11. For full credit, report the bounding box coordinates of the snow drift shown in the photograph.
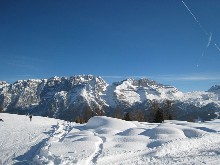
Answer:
[1,113,220,164]
[86,116,137,131]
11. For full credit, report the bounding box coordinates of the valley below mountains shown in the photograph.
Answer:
[0,75,220,122]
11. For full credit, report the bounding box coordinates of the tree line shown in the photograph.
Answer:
[74,100,174,123]
[123,100,173,123]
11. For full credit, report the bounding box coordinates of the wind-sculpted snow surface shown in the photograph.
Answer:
[0,113,59,165]
[86,116,137,131]
[1,114,220,164]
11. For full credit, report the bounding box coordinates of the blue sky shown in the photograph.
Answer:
[1,0,220,92]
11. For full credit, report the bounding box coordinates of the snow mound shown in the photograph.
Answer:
[170,124,209,137]
[181,128,206,138]
[117,128,146,136]
[86,116,137,131]
[95,128,121,135]
[142,124,186,139]
[2,114,220,165]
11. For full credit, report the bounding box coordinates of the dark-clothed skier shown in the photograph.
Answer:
[29,115,32,122]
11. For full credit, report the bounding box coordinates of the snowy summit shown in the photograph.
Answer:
[0,75,220,122]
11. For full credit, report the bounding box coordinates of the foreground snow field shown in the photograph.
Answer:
[0,114,220,165]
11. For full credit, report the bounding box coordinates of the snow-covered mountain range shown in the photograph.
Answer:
[0,75,220,121]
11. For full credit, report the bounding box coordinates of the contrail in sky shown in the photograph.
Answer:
[214,43,220,53]
[203,32,212,57]
[182,1,208,35]
[196,33,212,67]
[182,1,220,67]
[207,32,212,48]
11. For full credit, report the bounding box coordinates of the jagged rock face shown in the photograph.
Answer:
[208,85,220,100]
[0,80,43,112]
[208,85,220,93]
[104,78,183,107]
[0,75,220,121]
[0,75,108,119]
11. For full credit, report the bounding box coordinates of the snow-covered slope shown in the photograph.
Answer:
[1,113,220,164]
[0,75,220,121]
[0,113,60,164]
[102,78,183,107]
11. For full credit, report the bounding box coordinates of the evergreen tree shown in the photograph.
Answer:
[124,112,131,121]
[131,109,145,122]
[149,100,164,123]
[83,105,94,122]
[75,117,80,123]
[114,107,122,119]
[148,100,158,122]
[79,118,85,124]
[154,107,164,123]
[163,100,173,120]
[167,100,173,120]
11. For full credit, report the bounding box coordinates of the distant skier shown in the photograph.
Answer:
[29,115,32,122]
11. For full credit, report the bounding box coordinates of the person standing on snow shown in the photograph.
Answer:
[29,115,32,122]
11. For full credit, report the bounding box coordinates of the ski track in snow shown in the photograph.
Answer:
[32,121,75,164]
[90,135,106,164]
[0,114,59,165]
[1,114,220,165]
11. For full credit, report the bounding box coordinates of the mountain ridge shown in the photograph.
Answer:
[0,75,219,121]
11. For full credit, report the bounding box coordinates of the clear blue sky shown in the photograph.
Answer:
[1,0,220,92]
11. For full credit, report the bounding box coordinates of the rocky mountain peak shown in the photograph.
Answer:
[208,85,220,94]
[0,75,220,121]
[0,81,9,88]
